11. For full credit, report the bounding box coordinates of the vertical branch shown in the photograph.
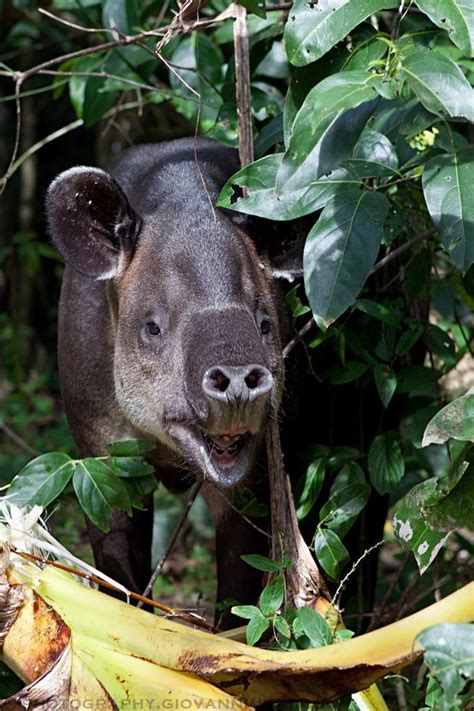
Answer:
[233,3,254,168]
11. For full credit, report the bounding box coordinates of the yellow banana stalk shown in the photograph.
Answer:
[2,550,473,708]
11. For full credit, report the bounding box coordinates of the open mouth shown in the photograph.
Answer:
[166,422,257,487]
[203,431,250,469]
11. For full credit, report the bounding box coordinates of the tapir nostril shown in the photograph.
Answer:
[245,368,266,390]
[203,365,272,402]
[209,368,230,392]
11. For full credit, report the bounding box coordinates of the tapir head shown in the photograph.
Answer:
[46,145,286,487]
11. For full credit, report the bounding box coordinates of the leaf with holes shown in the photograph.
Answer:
[277,72,382,192]
[417,623,474,709]
[285,0,398,66]
[304,189,389,329]
[217,154,361,220]
[423,148,474,273]
[415,1,474,57]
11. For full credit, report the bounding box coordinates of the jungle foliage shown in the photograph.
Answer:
[1,1,473,708]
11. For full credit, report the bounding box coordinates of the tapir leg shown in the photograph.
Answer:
[203,484,269,629]
[58,268,153,594]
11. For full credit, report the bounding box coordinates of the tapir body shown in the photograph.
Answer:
[47,138,290,617]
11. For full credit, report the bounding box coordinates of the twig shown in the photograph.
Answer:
[9,546,216,632]
[233,3,254,168]
[209,482,271,539]
[371,230,434,275]
[282,317,316,358]
[332,540,384,610]
[0,421,38,456]
[138,482,202,606]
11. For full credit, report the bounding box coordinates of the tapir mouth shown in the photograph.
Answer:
[166,422,258,487]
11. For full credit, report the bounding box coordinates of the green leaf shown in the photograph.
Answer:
[102,0,139,34]
[423,148,474,273]
[231,604,261,620]
[106,439,155,456]
[296,457,327,520]
[325,361,369,384]
[106,457,155,478]
[417,624,474,707]
[393,491,449,575]
[293,607,332,648]
[368,434,405,494]
[355,299,400,327]
[8,452,75,508]
[240,0,266,18]
[259,575,285,616]
[304,190,389,329]
[423,463,473,532]
[374,364,397,408]
[72,459,131,532]
[314,528,349,580]
[424,324,457,365]
[396,322,424,356]
[217,154,361,221]
[246,611,270,645]
[415,1,474,57]
[352,128,399,171]
[330,462,365,496]
[422,391,474,446]
[400,48,474,121]
[274,615,291,639]
[284,0,398,66]
[122,475,158,507]
[319,483,370,537]
[277,72,381,191]
[241,554,286,572]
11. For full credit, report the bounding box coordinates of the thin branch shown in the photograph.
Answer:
[0,421,38,456]
[10,546,216,631]
[332,540,384,610]
[233,3,254,168]
[208,481,271,539]
[371,229,435,275]
[138,482,202,606]
[282,317,316,358]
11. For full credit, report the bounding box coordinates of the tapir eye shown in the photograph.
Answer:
[146,321,161,336]
[260,318,271,335]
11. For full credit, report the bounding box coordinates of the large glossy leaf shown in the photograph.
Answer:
[295,457,327,520]
[344,127,401,178]
[422,390,474,445]
[8,452,75,508]
[217,154,361,220]
[400,48,474,121]
[73,459,131,532]
[277,72,382,192]
[417,624,474,710]
[422,148,474,273]
[415,1,474,57]
[368,434,405,494]
[314,528,349,580]
[319,483,370,538]
[285,0,398,66]
[303,189,389,329]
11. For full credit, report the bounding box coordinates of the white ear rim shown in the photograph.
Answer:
[48,165,109,192]
[272,268,304,282]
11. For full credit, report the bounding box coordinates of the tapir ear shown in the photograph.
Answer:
[46,167,139,279]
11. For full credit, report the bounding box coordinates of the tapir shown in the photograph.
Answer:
[46,138,294,620]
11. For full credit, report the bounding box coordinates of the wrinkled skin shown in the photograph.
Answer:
[47,138,288,623]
